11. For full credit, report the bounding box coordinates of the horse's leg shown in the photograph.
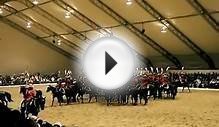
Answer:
[52,97,54,106]
[95,95,98,102]
[126,95,129,104]
[153,90,156,100]
[182,85,185,92]
[144,94,148,105]
[88,95,92,103]
[59,99,62,106]
[77,94,80,103]
[117,95,120,104]
[59,96,63,106]
[139,95,142,104]
[188,85,190,92]
[66,96,69,104]
[107,99,109,106]
[109,96,112,105]
[134,95,138,105]
[81,94,84,103]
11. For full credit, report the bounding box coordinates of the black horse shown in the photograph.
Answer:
[0,91,13,106]
[19,86,45,118]
[139,87,148,105]
[46,85,64,106]
[163,84,177,99]
[74,81,98,103]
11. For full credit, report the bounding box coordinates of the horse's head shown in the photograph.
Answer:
[36,90,42,98]
[19,86,26,95]
[5,92,13,102]
[46,85,53,92]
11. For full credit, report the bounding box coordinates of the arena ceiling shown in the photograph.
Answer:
[0,0,219,69]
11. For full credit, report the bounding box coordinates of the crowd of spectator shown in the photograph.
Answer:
[0,72,59,86]
[0,70,74,86]
[171,72,219,89]
[1,69,219,89]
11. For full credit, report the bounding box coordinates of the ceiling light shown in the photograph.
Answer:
[161,26,167,33]
[26,21,32,28]
[57,39,61,43]
[126,0,132,5]
[57,42,61,46]
[0,6,3,14]
[26,25,31,28]
[99,34,104,38]
[70,10,74,13]
[33,0,39,5]
[65,11,71,19]
[0,9,3,14]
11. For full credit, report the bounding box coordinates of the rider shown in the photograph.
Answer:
[24,79,36,100]
[56,80,65,95]
[21,81,36,110]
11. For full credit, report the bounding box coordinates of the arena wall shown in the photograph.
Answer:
[0,22,80,74]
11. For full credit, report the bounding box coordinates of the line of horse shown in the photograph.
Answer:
[45,77,178,106]
[0,75,178,118]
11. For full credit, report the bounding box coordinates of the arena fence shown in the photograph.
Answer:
[0,84,219,92]
[178,87,219,91]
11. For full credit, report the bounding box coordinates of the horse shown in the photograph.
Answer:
[46,85,64,106]
[139,87,148,105]
[19,86,46,118]
[162,83,177,99]
[75,81,98,103]
[0,91,13,106]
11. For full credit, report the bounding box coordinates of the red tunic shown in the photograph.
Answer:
[24,89,36,101]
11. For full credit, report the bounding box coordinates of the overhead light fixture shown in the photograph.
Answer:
[57,39,61,43]
[99,34,104,38]
[57,41,61,46]
[141,22,145,34]
[126,0,132,5]
[33,0,39,5]
[65,11,71,19]
[26,21,32,28]
[0,6,3,14]
[0,9,3,14]
[161,25,167,33]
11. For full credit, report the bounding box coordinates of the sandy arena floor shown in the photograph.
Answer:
[1,85,219,127]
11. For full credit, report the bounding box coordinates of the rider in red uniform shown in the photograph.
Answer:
[24,79,36,101]
[24,85,36,101]
[21,82,37,110]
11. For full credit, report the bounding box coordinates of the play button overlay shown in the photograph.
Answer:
[83,37,135,90]
[105,52,117,75]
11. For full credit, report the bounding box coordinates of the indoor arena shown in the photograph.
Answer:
[0,0,219,127]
